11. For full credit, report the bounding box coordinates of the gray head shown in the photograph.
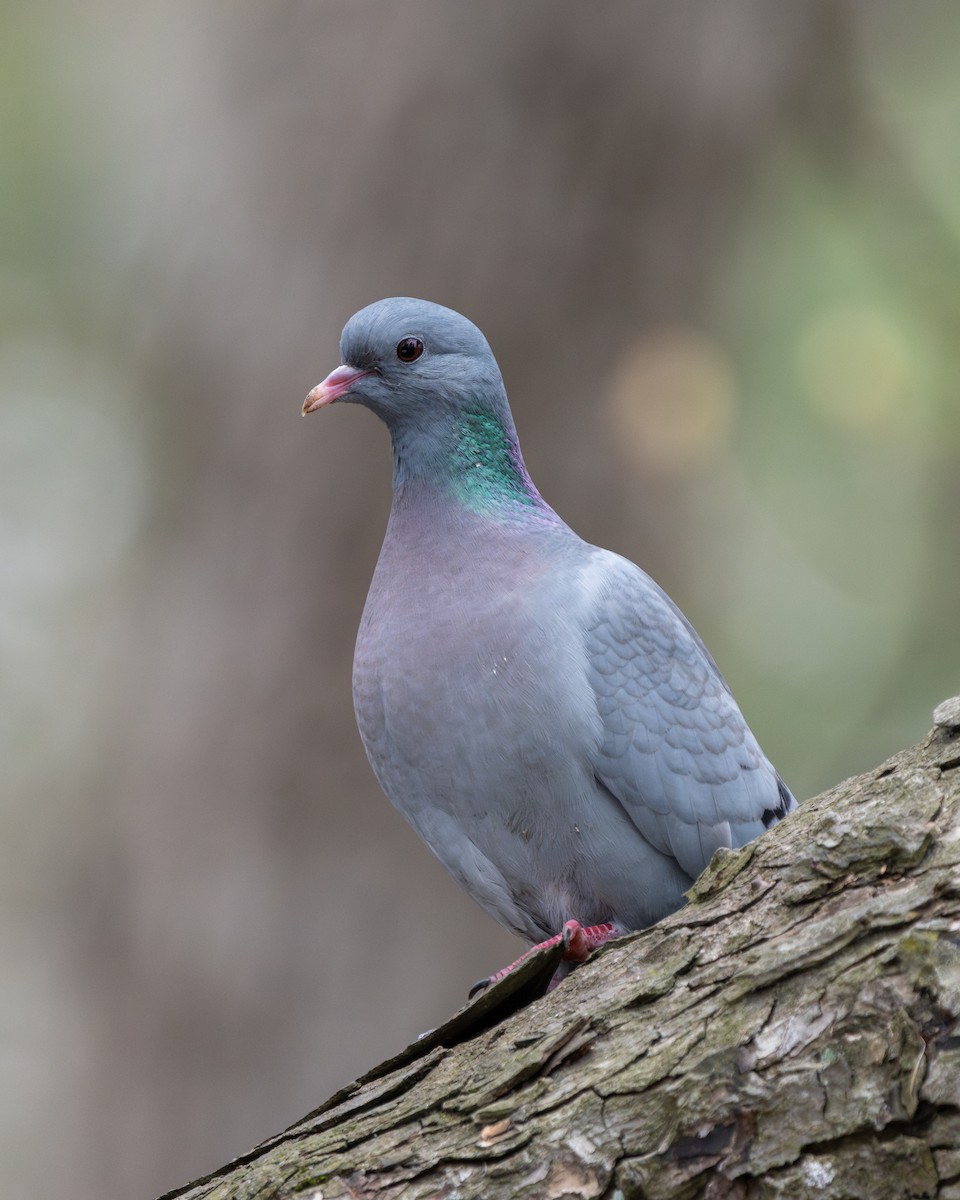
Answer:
[302,298,509,432]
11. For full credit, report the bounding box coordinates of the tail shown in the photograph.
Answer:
[762,775,796,828]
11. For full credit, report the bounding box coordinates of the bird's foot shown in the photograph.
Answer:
[469,919,619,999]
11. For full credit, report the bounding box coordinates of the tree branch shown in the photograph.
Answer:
[162,702,960,1200]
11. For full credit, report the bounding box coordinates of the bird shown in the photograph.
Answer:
[302,297,794,989]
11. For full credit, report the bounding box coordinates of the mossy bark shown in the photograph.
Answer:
[161,713,960,1200]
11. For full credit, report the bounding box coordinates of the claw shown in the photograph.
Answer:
[468,976,491,999]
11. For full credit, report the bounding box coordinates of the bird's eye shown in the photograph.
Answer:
[396,337,424,363]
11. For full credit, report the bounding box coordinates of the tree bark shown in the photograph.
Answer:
[162,704,960,1200]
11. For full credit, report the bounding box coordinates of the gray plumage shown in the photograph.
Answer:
[305,298,794,945]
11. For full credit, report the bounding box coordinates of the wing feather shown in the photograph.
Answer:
[582,551,793,879]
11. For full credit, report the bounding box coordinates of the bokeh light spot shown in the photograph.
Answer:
[608,328,735,475]
[796,305,921,438]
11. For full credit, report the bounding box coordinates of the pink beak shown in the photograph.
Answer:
[302,365,371,415]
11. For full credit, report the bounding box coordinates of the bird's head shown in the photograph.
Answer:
[302,297,508,431]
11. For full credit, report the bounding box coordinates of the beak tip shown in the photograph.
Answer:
[301,364,369,417]
[302,384,327,416]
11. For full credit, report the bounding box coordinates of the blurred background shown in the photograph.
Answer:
[3,1,960,1196]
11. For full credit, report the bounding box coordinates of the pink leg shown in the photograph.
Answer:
[470,920,619,997]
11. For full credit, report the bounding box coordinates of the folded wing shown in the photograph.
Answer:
[583,552,794,881]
